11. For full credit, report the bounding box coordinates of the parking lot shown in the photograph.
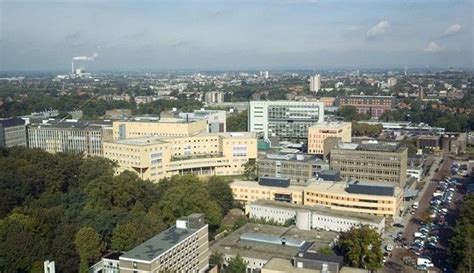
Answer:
[384,156,470,273]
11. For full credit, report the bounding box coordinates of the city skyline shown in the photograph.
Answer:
[0,0,473,71]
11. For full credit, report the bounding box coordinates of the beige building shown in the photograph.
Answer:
[330,141,408,187]
[304,182,403,217]
[112,119,208,140]
[230,180,403,217]
[231,180,306,206]
[90,213,209,273]
[103,132,257,182]
[308,122,352,154]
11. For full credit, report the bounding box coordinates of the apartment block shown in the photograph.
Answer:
[329,141,408,187]
[204,91,224,104]
[307,122,352,154]
[27,120,110,156]
[258,153,329,185]
[103,132,257,182]
[337,95,395,118]
[249,100,324,141]
[112,119,208,140]
[92,214,209,273]
[0,118,27,148]
[230,180,403,217]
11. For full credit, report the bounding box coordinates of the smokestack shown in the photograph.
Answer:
[71,60,74,74]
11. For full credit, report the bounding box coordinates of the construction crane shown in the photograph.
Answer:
[59,94,98,122]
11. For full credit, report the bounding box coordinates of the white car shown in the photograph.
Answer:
[386,244,394,251]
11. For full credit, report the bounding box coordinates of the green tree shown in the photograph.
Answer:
[225,253,247,273]
[337,106,370,121]
[111,222,145,251]
[209,252,224,268]
[242,159,257,181]
[318,246,334,256]
[75,227,104,272]
[207,176,235,215]
[158,175,223,228]
[449,195,474,271]
[227,110,248,132]
[337,225,383,269]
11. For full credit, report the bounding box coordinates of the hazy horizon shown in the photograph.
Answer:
[1,0,473,72]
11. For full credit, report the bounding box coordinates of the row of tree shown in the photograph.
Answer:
[0,147,234,272]
[449,195,474,271]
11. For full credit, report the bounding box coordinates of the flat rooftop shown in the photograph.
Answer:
[232,180,307,192]
[305,181,399,197]
[263,257,317,273]
[251,200,384,223]
[210,223,337,261]
[336,141,403,152]
[309,122,350,128]
[109,136,168,146]
[120,225,197,262]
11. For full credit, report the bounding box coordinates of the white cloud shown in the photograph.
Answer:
[367,20,390,38]
[425,41,443,53]
[442,24,462,37]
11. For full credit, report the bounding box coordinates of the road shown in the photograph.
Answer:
[385,155,452,273]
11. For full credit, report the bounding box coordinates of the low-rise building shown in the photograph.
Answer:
[231,180,306,206]
[231,180,403,217]
[210,223,338,273]
[304,181,403,217]
[307,122,352,155]
[103,132,257,182]
[329,140,408,187]
[0,118,27,148]
[249,200,385,233]
[337,95,395,118]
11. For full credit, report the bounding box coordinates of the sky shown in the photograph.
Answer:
[0,0,473,71]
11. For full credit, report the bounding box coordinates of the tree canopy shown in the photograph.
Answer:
[336,225,383,269]
[0,147,234,272]
[449,195,474,271]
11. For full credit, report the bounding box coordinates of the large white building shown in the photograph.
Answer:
[249,200,385,234]
[248,101,324,140]
[309,74,321,92]
[387,77,397,88]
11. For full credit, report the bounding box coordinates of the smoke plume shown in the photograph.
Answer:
[72,52,99,61]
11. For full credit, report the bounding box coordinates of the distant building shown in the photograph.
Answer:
[204,91,224,104]
[318,97,336,107]
[91,214,209,273]
[337,95,395,118]
[249,200,385,233]
[103,132,257,182]
[441,133,466,155]
[105,109,133,120]
[0,118,27,148]
[258,153,330,185]
[307,122,352,155]
[387,77,397,88]
[176,109,227,133]
[329,141,408,187]
[27,120,110,156]
[248,101,324,141]
[309,75,321,92]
